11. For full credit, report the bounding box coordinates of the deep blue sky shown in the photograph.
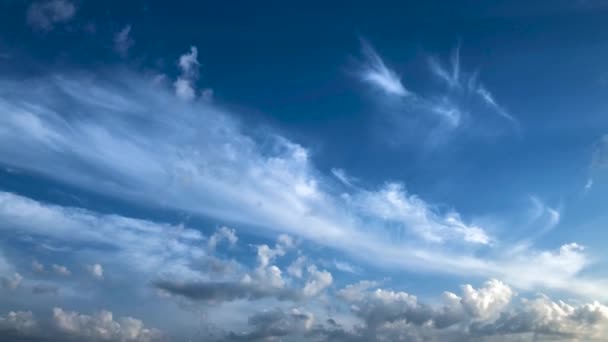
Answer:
[2,1,608,341]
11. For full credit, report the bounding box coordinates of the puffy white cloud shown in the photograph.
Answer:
[287,256,306,278]
[52,307,162,341]
[1,272,23,290]
[26,0,76,31]
[31,260,44,273]
[302,265,333,297]
[174,46,200,101]
[208,226,238,250]
[86,263,104,280]
[457,279,513,320]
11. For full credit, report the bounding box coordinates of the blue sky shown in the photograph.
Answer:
[2,1,608,341]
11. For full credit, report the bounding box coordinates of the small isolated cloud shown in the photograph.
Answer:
[585,178,593,191]
[208,226,238,250]
[174,46,200,101]
[52,264,71,276]
[333,260,359,274]
[356,39,410,97]
[114,25,134,58]
[86,263,104,280]
[331,168,354,187]
[31,260,44,273]
[1,272,23,290]
[527,196,561,238]
[26,0,76,31]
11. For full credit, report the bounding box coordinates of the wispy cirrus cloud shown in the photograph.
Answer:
[356,39,411,97]
[355,39,518,136]
[0,48,603,301]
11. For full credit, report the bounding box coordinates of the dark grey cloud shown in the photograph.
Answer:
[155,280,302,303]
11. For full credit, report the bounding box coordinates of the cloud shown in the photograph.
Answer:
[208,226,238,250]
[356,39,410,97]
[52,307,162,342]
[302,265,333,297]
[331,168,354,187]
[26,0,76,31]
[51,264,71,276]
[0,311,36,334]
[351,182,490,244]
[86,264,104,280]
[155,279,302,303]
[527,196,561,238]
[114,25,134,58]
[174,46,200,101]
[0,72,604,299]
[31,260,45,273]
[32,284,60,295]
[226,308,314,341]
[356,40,517,137]
[591,134,608,171]
[1,272,23,290]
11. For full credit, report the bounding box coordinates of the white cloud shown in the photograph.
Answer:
[287,256,306,278]
[528,196,561,237]
[0,72,604,300]
[52,307,162,341]
[1,272,23,290]
[31,260,44,273]
[174,46,200,101]
[86,263,104,280]
[457,279,513,320]
[331,168,354,187]
[352,182,490,244]
[52,264,71,276]
[114,25,134,58]
[357,40,517,134]
[302,265,333,297]
[0,311,36,333]
[357,39,410,97]
[26,0,76,31]
[208,226,238,250]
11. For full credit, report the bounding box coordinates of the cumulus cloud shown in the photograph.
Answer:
[52,307,162,341]
[31,260,44,273]
[114,25,134,58]
[208,226,238,250]
[0,310,36,334]
[226,308,314,341]
[1,272,23,290]
[174,46,200,101]
[26,0,76,31]
[302,265,333,297]
[86,263,104,280]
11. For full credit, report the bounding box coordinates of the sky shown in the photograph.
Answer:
[2,0,608,341]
